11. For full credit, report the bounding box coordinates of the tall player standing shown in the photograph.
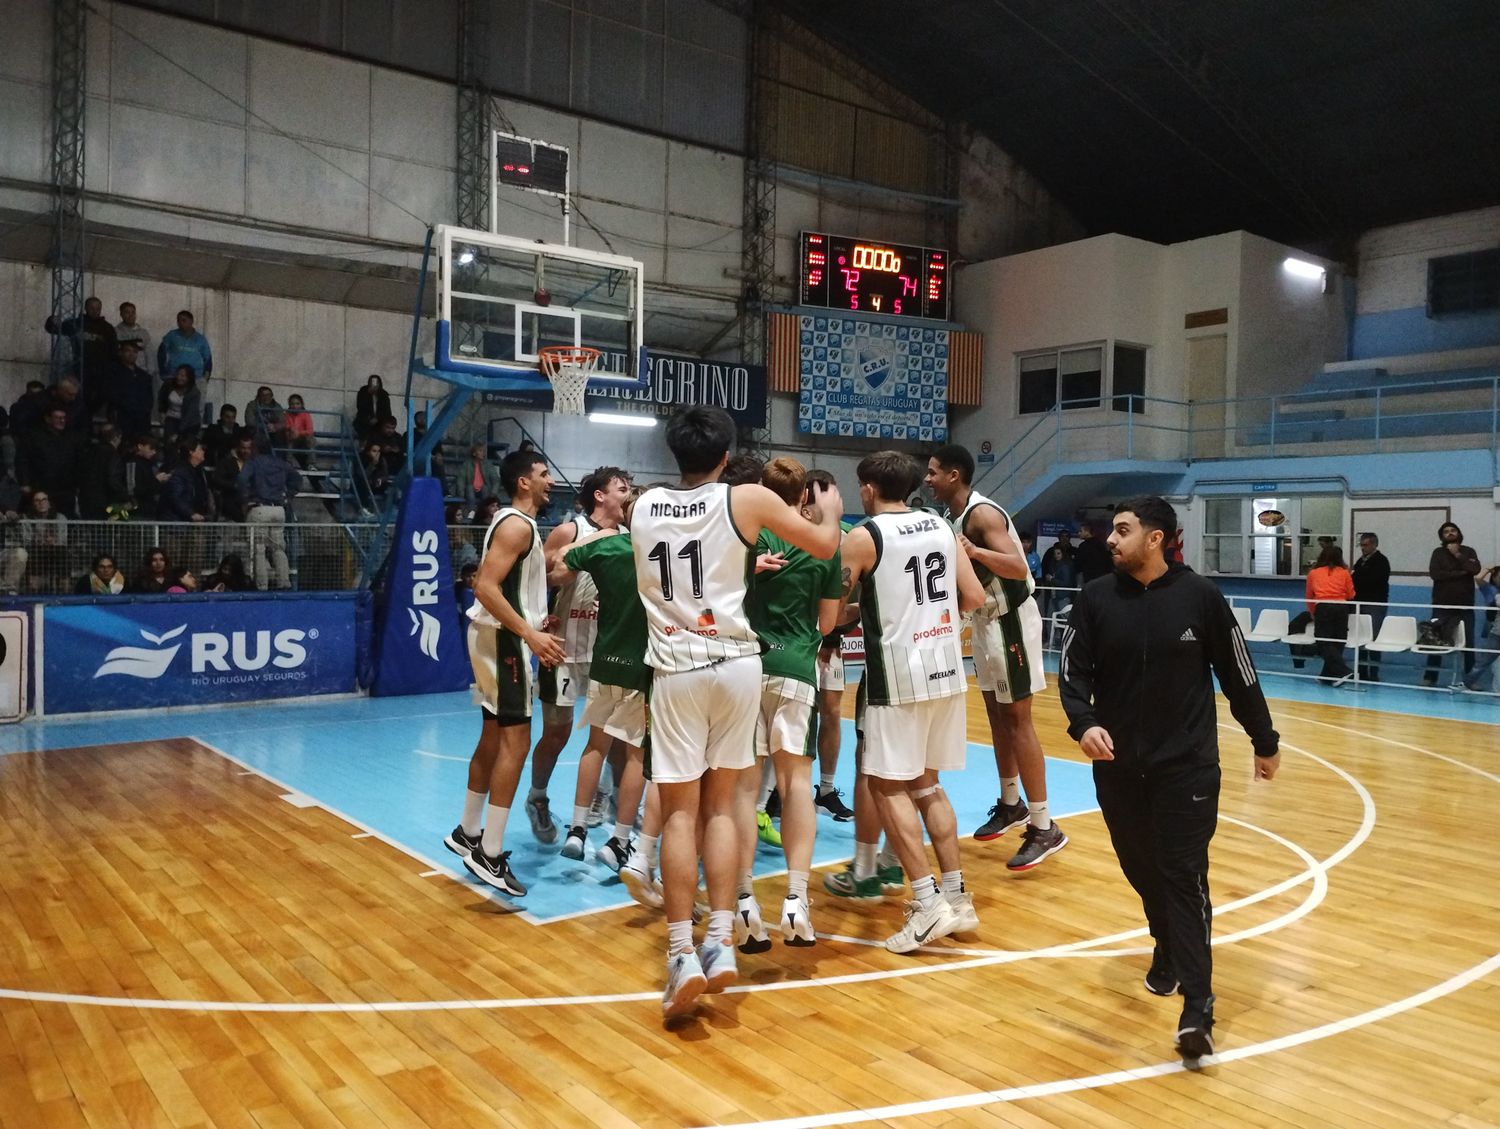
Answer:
[521,467,631,843]
[925,445,1068,871]
[446,450,567,896]
[841,452,986,952]
[633,407,842,1018]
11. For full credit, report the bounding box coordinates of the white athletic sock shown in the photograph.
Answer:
[818,774,836,794]
[876,842,899,871]
[757,767,776,812]
[787,871,809,901]
[738,871,756,899]
[460,789,486,837]
[705,909,734,946]
[1029,799,1052,831]
[611,821,632,843]
[911,874,940,911]
[571,804,589,830]
[854,840,879,881]
[479,805,509,857]
[638,834,659,870]
[1001,776,1022,806]
[667,919,694,957]
[940,870,964,895]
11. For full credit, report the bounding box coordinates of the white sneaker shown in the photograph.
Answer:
[620,857,663,909]
[946,890,980,935]
[734,895,772,954]
[885,896,959,954]
[698,939,738,992]
[560,825,587,861]
[662,950,706,1018]
[780,894,816,947]
[596,835,631,873]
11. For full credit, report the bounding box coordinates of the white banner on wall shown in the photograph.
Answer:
[0,612,28,723]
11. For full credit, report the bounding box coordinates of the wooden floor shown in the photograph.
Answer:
[2,684,1499,1128]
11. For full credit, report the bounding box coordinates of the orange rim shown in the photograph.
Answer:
[538,345,601,376]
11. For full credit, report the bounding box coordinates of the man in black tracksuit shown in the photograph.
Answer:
[1058,495,1280,1061]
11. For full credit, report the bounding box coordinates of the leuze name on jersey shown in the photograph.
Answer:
[649,500,707,519]
[894,515,941,536]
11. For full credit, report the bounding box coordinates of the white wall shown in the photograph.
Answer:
[1355,205,1500,315]
[1235,233,1345,399]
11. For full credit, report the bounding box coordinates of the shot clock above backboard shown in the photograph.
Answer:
[798,231,950,321]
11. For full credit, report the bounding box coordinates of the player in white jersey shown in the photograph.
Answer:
[926,445,1068,872]
[445,450,566,898]
[840,451,986,954]
[517,467,631,848]
[633,406,843,1019]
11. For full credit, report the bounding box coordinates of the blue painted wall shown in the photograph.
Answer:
[1351,306,1500,359]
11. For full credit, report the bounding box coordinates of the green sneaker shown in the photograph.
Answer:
[822,865,882,902]
[877,863,906,895]
[756,810,782,849]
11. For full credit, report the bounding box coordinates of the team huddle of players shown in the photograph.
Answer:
[443,406,1067,1019]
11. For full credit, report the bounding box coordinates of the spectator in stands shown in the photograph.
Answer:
[124,434,168,518]
[1352,531,1391,682]
[0,476,26,595]
[212,434,254,521]
[114,301,150,360]
[77,425,129,520]
[411,410,445,480]
[1021,531,1042,583]
[157,310,212,382]
[106,340,156,438]
[375,415,405,476]
[1305,544,1356,683]
[455,561,478,618]
[1047,528,1074,565]
[10,382,48,438]
[157,365,203,442]
[74,553,124,596]
[1427,521,1481,685]
[246,386,286,445]
[204,553,253,592]
[238,434,302,591]
[355,374,391,439]
[1042,541,1078,620]
[1462,567,1500,692]
[203,405,241,467]
[1073,519,1112,583]
[18,491,69,593]
[47,376,90,433]
[129,547,170,594]
[284,394,316,468]
[160,439,215,523]
[165,566,198,594]
[355,440,388,513]
[463,442,501,515]
[475,495,501,527]
[44,296,117,412]
[18,406,85,516]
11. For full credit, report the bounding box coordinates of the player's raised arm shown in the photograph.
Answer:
[732,479,843,559]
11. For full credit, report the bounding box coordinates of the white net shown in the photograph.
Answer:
[539,348,600,416]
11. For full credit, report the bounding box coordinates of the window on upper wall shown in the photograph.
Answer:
[1111,342,1147,413]
[1428,248,1500,316]
[1018,345,1103,414]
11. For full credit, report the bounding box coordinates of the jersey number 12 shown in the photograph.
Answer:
[904,552,948,604]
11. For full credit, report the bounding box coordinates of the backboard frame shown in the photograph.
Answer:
[433,223,649,394]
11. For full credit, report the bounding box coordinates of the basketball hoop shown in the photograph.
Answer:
[537,345,600,416]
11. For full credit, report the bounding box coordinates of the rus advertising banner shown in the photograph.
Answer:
[41,595,355,715]
[796,314,949,441]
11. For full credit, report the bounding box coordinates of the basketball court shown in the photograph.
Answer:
[2,669,1497,1128]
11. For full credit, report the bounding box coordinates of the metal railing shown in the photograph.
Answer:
[972,373,1500,502]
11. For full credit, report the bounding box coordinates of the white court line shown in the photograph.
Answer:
[414,749,469,763]
[701,952,1500,1129]
[418,869,443,878]
[1274,708,1500,784]
[351,832,373,839]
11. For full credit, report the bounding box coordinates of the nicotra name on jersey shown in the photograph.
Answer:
[649,500,707,518]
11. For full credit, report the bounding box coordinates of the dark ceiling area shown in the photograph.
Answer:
[773,0,1500,256]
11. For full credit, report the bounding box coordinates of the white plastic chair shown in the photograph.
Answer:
[1049,603,1071,650]
[1346,613,1374,649]
[1244,608,1290,642]
[1366,615,1418,653]
[1412,621,1466,685]
[1282,616,1317,645]
[1232,605,1252,635]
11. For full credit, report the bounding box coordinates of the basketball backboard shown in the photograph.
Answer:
[433,224,648,393]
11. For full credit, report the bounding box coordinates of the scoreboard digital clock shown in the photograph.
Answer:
[798,231,950,321]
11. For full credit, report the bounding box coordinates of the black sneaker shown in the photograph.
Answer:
[1175,996,1216,1060]
[560,825,587,861]
[973,798,1029,841]
[814,786,855,822]
[463,846,528,896]
[1006,822,1068,871]
[1144,948,1179,996]
[596,835,630,873]
[443,824,482,859]
[765,787,781,819]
